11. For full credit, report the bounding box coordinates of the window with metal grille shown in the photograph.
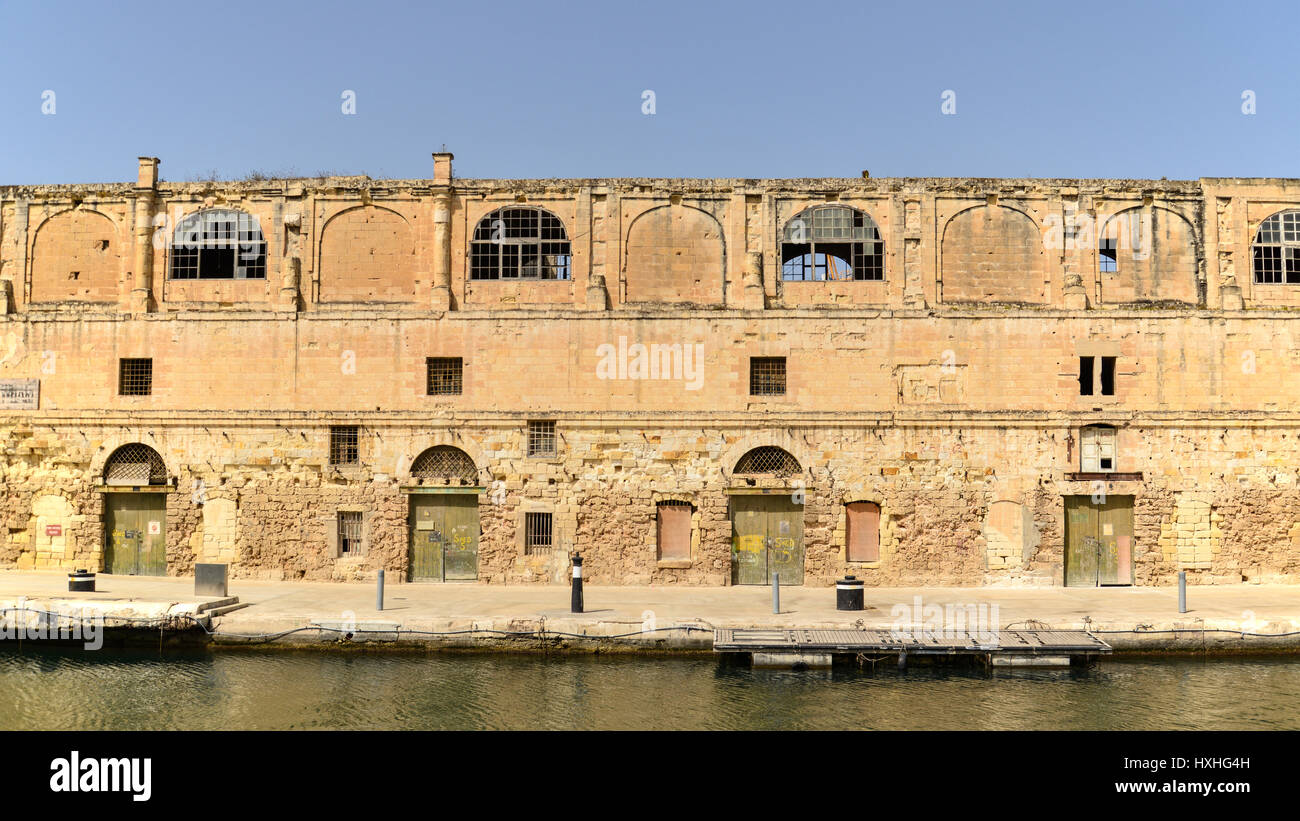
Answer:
[410,446,477,483]
[426,357,463,395]
[1081,426,1117,473]
[1253,210,1300,285]
[119,358,153,396]
[750,357,786,396]
[656,500,692,561]
[846,501,881,562]
[1099,237,1118,272]
[337,511,363,556]
[470,207,571,280]
[527,420,557,458]
[780,206,884,281]
[169,209,267,279]
[330,426,359,466]
[104,443,168,486]
[733,446,801,477]
[524,512,553,554]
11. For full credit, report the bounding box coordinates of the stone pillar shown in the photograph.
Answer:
[1063,272,1090,309]
[129,157,159,312]
[0,279,13,314]
[743,250,765,309]
[278,211,301,310]
[432,190,453,311]
[585,272,609,309]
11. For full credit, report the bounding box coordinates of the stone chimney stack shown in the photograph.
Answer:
[433,152,453,184]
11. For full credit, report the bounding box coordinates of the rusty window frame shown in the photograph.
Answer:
[524,512,553,554]
[330,426,360,466]
[780,205,884,282]
[527,420,557,458]
[749,357,786,396]
[470,207,571,280]
[426,357,463,395]
[168,209,267,280]
[337,511,363,556]
[119,358,153,396]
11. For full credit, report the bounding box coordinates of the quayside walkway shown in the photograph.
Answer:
[1,570,1299,652]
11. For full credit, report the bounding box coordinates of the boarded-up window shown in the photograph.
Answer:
[1081,426,1117,473]
[845,501,880,562]
[657,501,692,561]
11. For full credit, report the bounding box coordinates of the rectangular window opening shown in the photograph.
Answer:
[1100,356,1116,396]
[426,357,463,395]
[1078,356,1094,396]
[527,420,557,458]
[337,511,363,556]
[1099,237,1118,272]
[845,501,881,563]
[119,358,153,396]
[656,500,693,561]
[750,357,787,396]
[330,426,360,466]
[524,512,553,555]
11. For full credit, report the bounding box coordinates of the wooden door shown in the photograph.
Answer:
[731,495,804,585]
[409,494,479,581]
[105,494,167,576]
[1065,495,1133,586]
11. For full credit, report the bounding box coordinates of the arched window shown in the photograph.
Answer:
[470,207,571,280]
[734,446,801,477]
[409,446,479,484]
[1252,210,1300,284]
[104,444,168,486]
[781,205,883,282]
[169,209,267,279]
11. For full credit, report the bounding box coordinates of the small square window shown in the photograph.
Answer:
[525,512,553,555]
[750,357,786,396]
[426,357,463,395]
[527,420,557,457]
[1081,426,1117,473]
[119,358,153,396]
[330,426,359,466]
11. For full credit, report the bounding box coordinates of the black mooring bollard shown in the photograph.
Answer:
[571,554,584,614]
[836,575,865,611]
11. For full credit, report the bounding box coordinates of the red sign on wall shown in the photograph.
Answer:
[45,525,62,537]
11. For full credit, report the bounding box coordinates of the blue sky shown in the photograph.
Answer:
[1,0,1296,184]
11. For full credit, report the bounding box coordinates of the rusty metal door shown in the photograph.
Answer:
[105,493,167,576]
[409,494,478,582]
[1065,496,1133,587]
[731,495,804,585]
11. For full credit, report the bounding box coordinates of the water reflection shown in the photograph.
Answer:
[0,648,1295,731]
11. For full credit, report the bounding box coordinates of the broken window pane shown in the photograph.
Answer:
[470,208,571,280]
[780,206,884,281]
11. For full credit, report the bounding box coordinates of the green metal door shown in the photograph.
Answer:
[104,494,167,576]
[731,495,804,585]
[1065,496,1133,587]
[409,494,479,581]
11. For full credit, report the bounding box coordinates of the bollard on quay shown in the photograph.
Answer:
[1178,570,1186,614]
[377,569,385,612]
[772,572,780,614]
[571,553,584,614]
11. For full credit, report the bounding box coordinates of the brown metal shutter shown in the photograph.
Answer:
[846,502,880,562]
[657,501,692,561]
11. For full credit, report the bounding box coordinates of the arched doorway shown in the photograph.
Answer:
[730,447,804,585]
[102,444,169,576]
[407,446,481,581]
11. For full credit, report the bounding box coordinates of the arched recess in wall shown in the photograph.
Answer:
[940,205,1046,304]
[1098,206,1199,305]
[29,209,123,303]
[720,431,811,482]
[623,204,726,305]
[102,443,170,486]
[397,435,489,483]
[407,445,483,486]
[318,205,417,302]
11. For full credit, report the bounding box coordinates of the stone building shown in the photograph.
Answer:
[0,153,1298,587]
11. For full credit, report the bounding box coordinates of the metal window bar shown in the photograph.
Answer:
[1252,211,1300,284]
[330,426,359,465]
[733,446,801,477]
[527,420,557,457]
[426,357,463,395]
[119,358,153,396]
[470,208,571,280]
[781,206,883,281]
[750,357,786,396]
[410,446,477,483]
[104,444,168,485]
[524,512,553,555]
[338,511,363,556]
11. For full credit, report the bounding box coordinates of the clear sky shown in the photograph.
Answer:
[1,0,1296,184]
